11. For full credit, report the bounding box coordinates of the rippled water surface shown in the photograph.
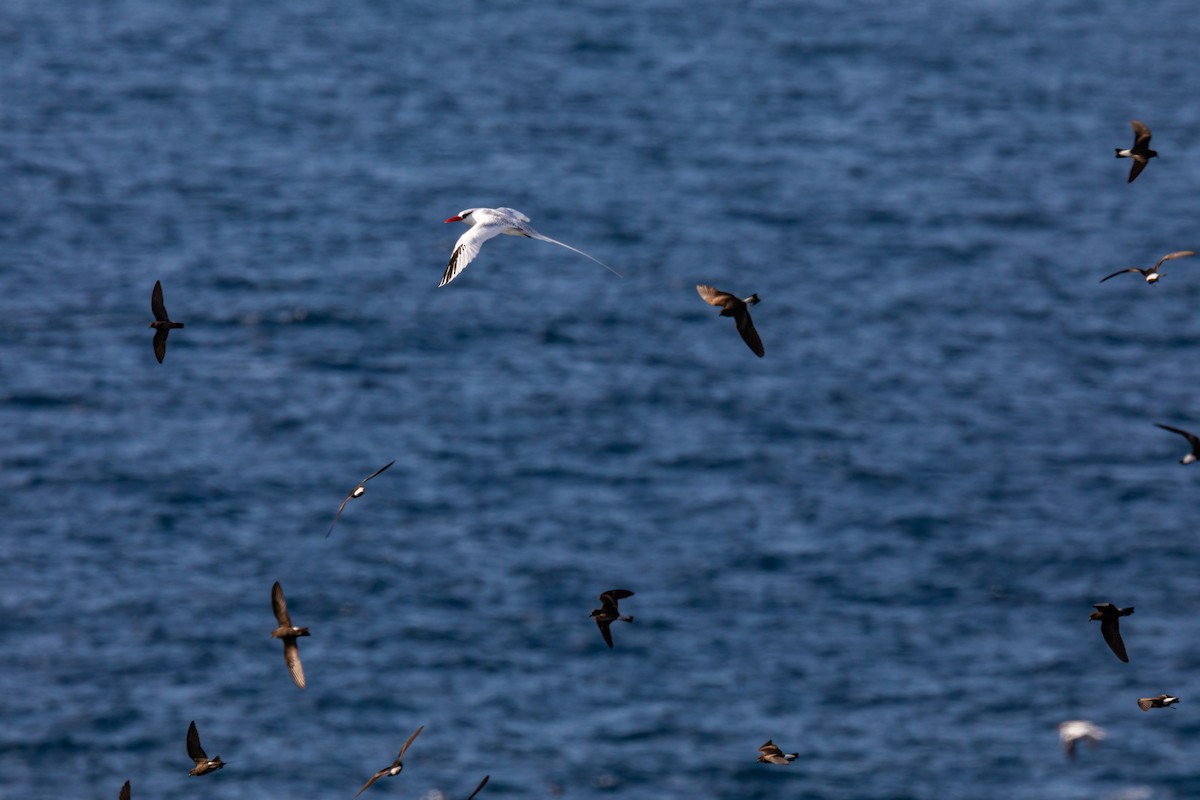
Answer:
[4,1,1200,798]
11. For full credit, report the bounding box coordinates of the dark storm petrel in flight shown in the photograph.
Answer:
[186,720,225,776]
[1099,250,1196,284]
[149,281,184,363]
[591,589,635,649]
[1116,120,1157,183]
[757,740,798,764]
[355,725,425,798]
[696,284,764,357]
[270,581,310,689]
[1137,694,1179,711]
[327,460,396,537]
[1089,603,1134,663]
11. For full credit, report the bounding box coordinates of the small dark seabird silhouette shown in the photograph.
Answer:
[1099,250,1196,284]
[1154,423,1200,465]
[1089,603,1134,663]
[1137,694,1180,711]
[270,581,310,689]
[355,725,425,798]
[1116,120,1158,183]
[591,589,634,649]
[186,720,225,776]
[119,781,130,800]
[149,281,184,363]
[327,460,396,537]
[696,284,764,357]
[463,775,490,800]
[1058,720,1105,760]
[757,740,798,764]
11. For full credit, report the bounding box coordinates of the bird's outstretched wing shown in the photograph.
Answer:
[1131,120,1152,149]
[734,309,765,358]
[152,281,169,321]
[355,767,390,798]
[119,780,131,800]
[696,284,735,307]
[187,720,208,762]
[1062,736,1078,759]
[363,460,396,483]
[759,740,783,757]
[1099,618,1129,662]
[599,589,634,608]
[465,775,490,800]
[272,581,292,627]
[327,494,352,537]
[153,328,170,363]
[283,638,306,689]
[397,725,425,761]
[1155,423,1200,448]
[1099,268,1142,283]
[1154,251,1197,270]
[596,618,614,648]
[440,222,508,287]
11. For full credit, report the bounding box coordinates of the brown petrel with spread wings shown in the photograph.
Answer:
[355,725,425,798]
[696,284,764,357]
[1089,603,1134,663]
[1100,250,1196,284]
[327,460,396,537]
[757,740,798,764]
[270,581,310,689]
[591,589,634,649]
[186,720,225,776]
[149,281,185,363]
[1115,120,1157,183]
[1138,694,1179,711]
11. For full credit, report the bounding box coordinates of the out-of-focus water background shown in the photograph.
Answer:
[3,1,1200,798]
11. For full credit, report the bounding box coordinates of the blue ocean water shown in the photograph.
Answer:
[3,1,1200,797]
